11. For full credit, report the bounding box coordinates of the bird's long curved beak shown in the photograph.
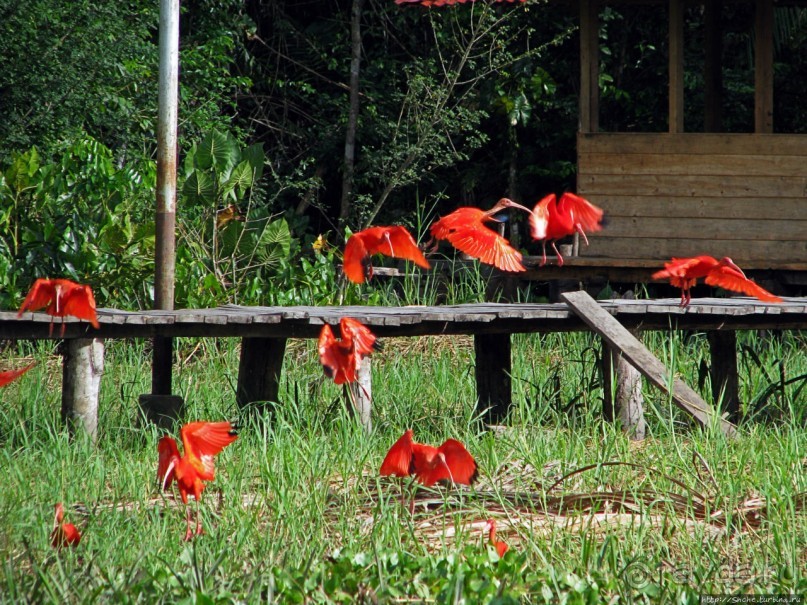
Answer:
[161,460,176,490]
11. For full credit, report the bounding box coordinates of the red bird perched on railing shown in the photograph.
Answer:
[528,192,604,267]
[17,278,99,336]
[343,225,430,284]
[652,255,783,308]
[0,362,35,388]
[380,428,478,486]
[484,518,509,558]
[429,198,532,273]
[50,503,81,549]
[318,317,381,385]
[157,421,238,541]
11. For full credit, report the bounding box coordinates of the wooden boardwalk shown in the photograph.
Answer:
[3,295,806,439]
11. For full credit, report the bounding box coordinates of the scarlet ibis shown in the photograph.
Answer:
[157,421,238,541]
[17,278,99,336]
[484,519,508,557]
[652,255,783,308]
[318,317,381,385]
[343,225,430,284]
[50,503,81,549]
[429,198,532,272]
[0,362,35,388]
[380,429,478,486]
[528,192,604,266]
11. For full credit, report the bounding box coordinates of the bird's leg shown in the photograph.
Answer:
[48,320,55,338]
[60,319,67,338]
[194,499,204,536]
[575,224,591,246]
[540,242,548,267]
[551,241,565,267]
[183,507,194,542]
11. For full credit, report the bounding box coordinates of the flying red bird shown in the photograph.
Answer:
[429,198,532,272]
[17,278,100,336]
[0,362,36,388]
[343,225,430,284]
[50,503,81,549]
[652,255,783,308]
[484,519,508,558]
[157,421,238,541]
[380,429,478,486]
[528,192,604,266]
[318,317,381,385]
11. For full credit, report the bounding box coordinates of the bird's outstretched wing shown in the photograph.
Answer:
[380,429,415,477]
[706,265,783,303]
[17,279,56,315]
[446,227,525,272]
[61,284,100,328]
[180,421,238,480]
[0,362,36,388]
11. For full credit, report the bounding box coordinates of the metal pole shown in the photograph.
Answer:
[153,0,179,395]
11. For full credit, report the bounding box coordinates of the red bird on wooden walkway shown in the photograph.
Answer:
[528,192,604,267]
[0,362,36,388]
[17,278,99,336]
[380,429,478,487]
[343,225,430,284]
[652,255,783,308]
[429,198,532,273]
[157,421,238,541]
[318,317,381,385]
[484,518,508,558]
[50,503,81,549]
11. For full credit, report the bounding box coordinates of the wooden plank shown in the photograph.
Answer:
[578,174,807,197]
[579,236,807,262]
[708,331,740,423]
[577,132,807,156]
[237,337,287,413]
[579,0,599,133]
[561,290,737,436]
[669,0,685,133]
[579,153,807,176]
[586,196,806,220]
[586,216,807,242]
[755,0,774,133]
[474,333,512,424]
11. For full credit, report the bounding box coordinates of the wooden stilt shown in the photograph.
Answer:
[61,338,104,442]
[237,337,287,413]
[474,333,512,425]
[708,331,740,423]
[352,355,372,433]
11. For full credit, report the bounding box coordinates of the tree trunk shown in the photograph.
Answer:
[339,0,365,223]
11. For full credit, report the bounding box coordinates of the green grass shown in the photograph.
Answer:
[0,325,805,603]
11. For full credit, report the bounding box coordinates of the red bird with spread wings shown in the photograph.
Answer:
[429,198,532,272]
[528,192,604,266]
[318,317,381,385]
[50,502,81,549]
[157,421,238,541]
[343,225,430,284]
[0,362,35,388]
[17,278,99,336]
[652,255,783,308]
[484,519,509,558]
[380,429,478,486]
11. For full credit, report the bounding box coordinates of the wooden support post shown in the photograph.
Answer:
[237,337,287,412]
[562,291,737,437]
[707,331,740,423]
[669,0,685,133]
[61,338,104,442]
[704,0,723,132]
[579,0,599,133]
[474,333,512,425]
[754,0,774,133]
[351,356,372,433]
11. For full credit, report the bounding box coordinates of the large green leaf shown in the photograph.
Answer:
[223,160,254,202]
[248,218,291,269]
[194,130,239,172]
[182,171,216,205]
[241,143,265,183]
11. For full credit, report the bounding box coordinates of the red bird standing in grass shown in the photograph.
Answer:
[484,519,509,558]
[0,362,36,388]
[652,255,783,308]
[50,503,81,549]
[528,192,604,266]
[157,421,238,541]
[318,317,381,385]
[429,198,532,273]
[342,225,430,284]
[380,429,478,486]
[17,278,100,336]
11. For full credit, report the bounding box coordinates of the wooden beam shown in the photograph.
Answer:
[704,0,723,132]
[61,338,104,442]
[707,331,740,423]
[755,0,774,133]
[579,0,599,133]
[474,333,512,424]
[351,356,372,432]
[561,291,737,436]
[237,337,287,412]
[669,0,685,133]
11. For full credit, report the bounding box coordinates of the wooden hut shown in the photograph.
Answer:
[564,0,807,286]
